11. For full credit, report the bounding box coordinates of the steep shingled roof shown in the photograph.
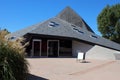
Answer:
[56,6,94,33]
[7,7,120,51]
[29,18,120,51]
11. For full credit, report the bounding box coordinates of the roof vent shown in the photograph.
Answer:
[48,21,59,27]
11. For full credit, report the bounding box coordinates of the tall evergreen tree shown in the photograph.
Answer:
[97,4,120,44]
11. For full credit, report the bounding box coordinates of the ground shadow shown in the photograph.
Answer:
[28,74,49,80]
[76,60,91,63]
[80,60,91,63]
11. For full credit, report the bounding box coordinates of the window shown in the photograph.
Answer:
[73,27,84,34]
[71,24,76,28]
[8,36,16,40]
[77,30,84,34]
[90,35,98,39]
[48,21,59,27]
[73,27,78,31]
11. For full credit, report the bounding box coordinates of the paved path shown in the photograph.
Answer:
[27,58,120,80]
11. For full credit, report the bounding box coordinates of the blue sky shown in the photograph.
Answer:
[0,0,120,35]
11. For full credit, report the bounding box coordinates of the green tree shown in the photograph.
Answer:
[0,29,29,80]
[97,4,120,44]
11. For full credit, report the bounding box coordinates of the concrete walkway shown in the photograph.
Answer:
[27,58,120,80]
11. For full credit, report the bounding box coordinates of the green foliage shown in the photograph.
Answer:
[0,29,29,80]
[115,19,120,43]
[97,4,120,44]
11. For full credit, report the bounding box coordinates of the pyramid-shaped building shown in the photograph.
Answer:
[7,7,120,60]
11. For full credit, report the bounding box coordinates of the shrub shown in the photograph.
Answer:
[0,29,29,80]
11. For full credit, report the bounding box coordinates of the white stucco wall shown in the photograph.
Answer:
[72,41,120,60]
[86,45,120,60]
[72,40,93,57]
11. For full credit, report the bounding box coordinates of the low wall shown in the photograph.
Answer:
[86,45,120,60]
[72,40,93,57]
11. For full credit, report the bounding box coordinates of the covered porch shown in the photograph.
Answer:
[25,34,73,57]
